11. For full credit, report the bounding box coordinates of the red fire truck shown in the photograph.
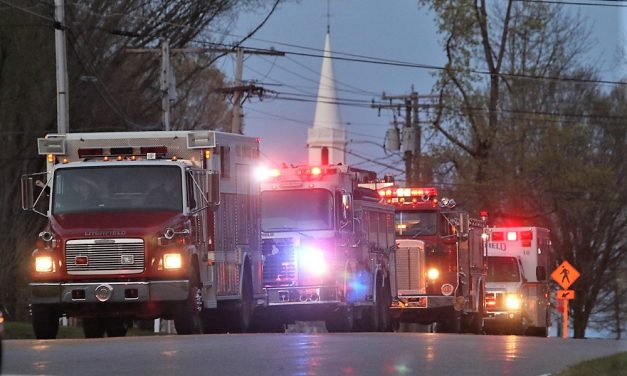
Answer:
[22,131,262,338]
[381,187,486,333]
[257,165,396,331]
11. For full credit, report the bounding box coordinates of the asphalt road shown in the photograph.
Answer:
[2,333,626,376]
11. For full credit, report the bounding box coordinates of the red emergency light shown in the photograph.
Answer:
[491,232,504,241]
[140,146,168,157]
[78,148,104,158]
[297,166,337,179]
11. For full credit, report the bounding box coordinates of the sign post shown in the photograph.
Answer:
[551,260,580,338]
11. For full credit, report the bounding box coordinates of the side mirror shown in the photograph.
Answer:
[536,266,547,281]
[21,175,34,210]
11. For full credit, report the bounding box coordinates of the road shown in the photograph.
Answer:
[3,333,626,376]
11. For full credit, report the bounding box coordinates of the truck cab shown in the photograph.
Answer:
[22,131,261,338]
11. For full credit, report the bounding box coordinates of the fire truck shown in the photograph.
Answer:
[483,227,551,336]
[21,131,262,339]
[381,187,486,333]
[257,165,396,332]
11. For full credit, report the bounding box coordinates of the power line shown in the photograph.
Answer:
[7,0,623,88]
[514,0,627,7]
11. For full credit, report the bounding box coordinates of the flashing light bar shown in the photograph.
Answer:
[77,146,169,160]
[491,230,534,243]
[378,187,438,199]
[298,166,337,178]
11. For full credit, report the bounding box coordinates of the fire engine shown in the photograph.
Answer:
[257,165,396,331]
[381,187,486,333]
[483,227,551,336]
[22,131,262,338]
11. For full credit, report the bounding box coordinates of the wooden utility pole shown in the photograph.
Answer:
[220,47,284,134]
[372,89,436,185]
[127,45,283,133]
[54,0,69,134]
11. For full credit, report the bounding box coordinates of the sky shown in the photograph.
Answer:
[219,0,626,180]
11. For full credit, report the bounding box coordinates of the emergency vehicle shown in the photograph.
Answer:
[22,131,262,338]
[257,165,396,331]
[483,227,551,336]
[381,187,486,333]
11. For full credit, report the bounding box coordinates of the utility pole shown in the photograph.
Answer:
[160,40,172,131]
[127,45,283,133]
[218,47,284,134]
[54,0,69,134]
[231,48,244,134]
[371,88,436,185]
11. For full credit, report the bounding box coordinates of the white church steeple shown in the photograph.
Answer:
[307,27,347,166]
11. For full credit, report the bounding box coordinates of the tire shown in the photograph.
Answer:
[376,277,392,332]
[325,306,354,333]
[105,318,129,337]
[467,286,484,334]
[83,318,106,338]
[436,310,461,333]
[229,270,253,333]
[174,269,203,335]
[31,304,60,340]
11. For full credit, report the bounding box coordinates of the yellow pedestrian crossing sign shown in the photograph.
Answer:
[551,260,580,290]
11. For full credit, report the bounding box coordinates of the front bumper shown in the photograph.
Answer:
[484,311,523,323]
[30,280,189,305]
[390,295,456,324]
[263,285,342,306]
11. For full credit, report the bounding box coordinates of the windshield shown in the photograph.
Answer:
[395,211,437,236]
[261,189,333,231]
[487,257,521,283]
[52,165,183,214]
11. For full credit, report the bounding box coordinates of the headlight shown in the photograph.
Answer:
[35,256,54,272]
[163,253,182,269]
[300,246,327,275]
[427,268,440,280]
[505,294,522,310]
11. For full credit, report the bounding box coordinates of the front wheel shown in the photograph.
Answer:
[83,318,106,338]
[174,271,203,335]
[105,318,129,337]
[228,270,253,333]
[31,305,60,340]
[436,310,461,333]
[376,277,392,332]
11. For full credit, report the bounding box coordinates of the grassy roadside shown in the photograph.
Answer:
[3,321,158,339]
[556,352,626,376]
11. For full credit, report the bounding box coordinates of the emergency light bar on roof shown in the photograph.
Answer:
[76,146,168,159]
[378,187,438,199]
[490,229,534,247]
[378,187,439,206]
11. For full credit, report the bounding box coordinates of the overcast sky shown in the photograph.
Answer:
[219,0,626,178]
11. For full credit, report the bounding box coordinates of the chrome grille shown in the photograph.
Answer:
[262,238,296,287]
[66,238,144,275]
